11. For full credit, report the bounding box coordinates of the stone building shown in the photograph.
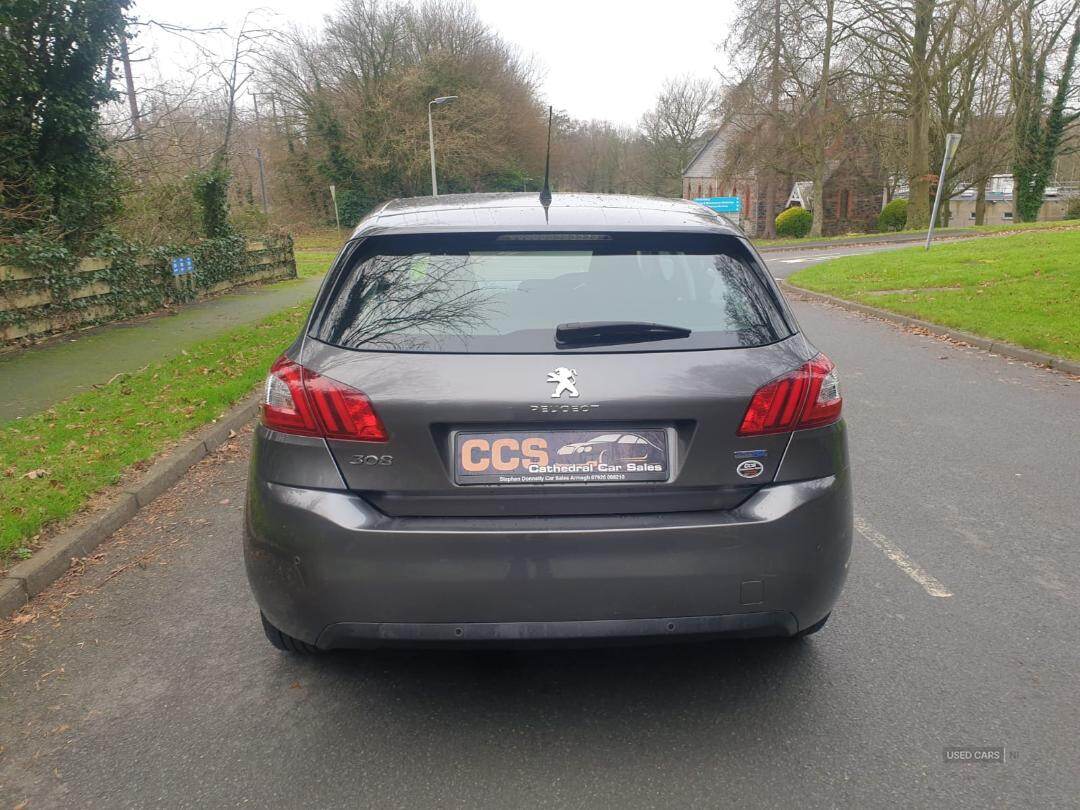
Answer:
[682,125,886,236]
[786,156,887,235]
[947,175,1074,225]
[681,126,758,234]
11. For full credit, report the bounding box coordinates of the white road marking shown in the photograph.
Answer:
[777,250,875,264]
[855,516,953,598]
[778,256,834,264]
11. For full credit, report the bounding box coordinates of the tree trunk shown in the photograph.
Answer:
[761,176,776,238]
[119,34,141,138]
[907,0,934,229]
[760,0,783,239]
[974,179,987,225]
[810,0,835,238]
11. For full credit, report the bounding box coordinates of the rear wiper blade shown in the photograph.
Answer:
[555,321,692,347]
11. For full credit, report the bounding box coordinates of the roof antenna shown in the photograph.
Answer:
[539,105,553,212]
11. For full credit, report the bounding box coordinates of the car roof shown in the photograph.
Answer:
[350,192,742,238]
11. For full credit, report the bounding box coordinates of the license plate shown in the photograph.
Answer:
[454,429,669,485]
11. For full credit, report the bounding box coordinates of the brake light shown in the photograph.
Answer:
[261,356,388,441]
[263,357,318,436]
[737,353,842,435]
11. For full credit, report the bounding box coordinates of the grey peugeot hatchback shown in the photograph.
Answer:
[244,193,852,652]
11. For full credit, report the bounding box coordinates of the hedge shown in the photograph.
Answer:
[878,199,908,231]
[775,206,813,238]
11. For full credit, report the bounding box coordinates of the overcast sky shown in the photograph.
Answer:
[132,0,737,127]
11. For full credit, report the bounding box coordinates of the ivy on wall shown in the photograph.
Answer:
[0,232,296,342]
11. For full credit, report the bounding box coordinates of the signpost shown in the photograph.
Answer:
[693,196,742,214]
[170,256,195,276]
[170,256,195,294]
[329,184,342,239]
[926,133,962,250]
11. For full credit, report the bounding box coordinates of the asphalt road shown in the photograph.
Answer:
[2,241,1078,808]
[759,239,941,279]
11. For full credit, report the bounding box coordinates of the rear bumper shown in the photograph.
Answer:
[244,471,852,649]
[318,612,797,649]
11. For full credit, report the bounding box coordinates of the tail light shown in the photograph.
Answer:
[262,356,388,442]
[738,353,842,436]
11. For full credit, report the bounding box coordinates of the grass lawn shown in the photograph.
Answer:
[787,229,1080,360]
[295,249,337,279]
[293,226,342,279]
[754,218,1079,248]
[293,228,348,252]
[0,303,310,563]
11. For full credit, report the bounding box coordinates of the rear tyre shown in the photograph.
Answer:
[260,612,319,654]
[793,612,830,639]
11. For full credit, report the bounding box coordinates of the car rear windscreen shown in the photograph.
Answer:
[312,232,793,353]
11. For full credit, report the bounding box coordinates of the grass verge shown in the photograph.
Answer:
[0,303,310,562]
[788,229,1080,360]
[754,218,1079,248]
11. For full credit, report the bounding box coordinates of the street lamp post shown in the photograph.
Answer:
[428,96,458,196]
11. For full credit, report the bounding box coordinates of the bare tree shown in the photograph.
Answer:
[640,76,719,196]
[810,0,841,236]
[845,0,1016,227]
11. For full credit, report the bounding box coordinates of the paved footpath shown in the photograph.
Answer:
[0,275,1077,806]
[0,274,325,423]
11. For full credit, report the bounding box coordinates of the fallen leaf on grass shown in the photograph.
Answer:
[22,468,49,480]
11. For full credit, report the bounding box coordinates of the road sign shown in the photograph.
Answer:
[170,256,195,276]
[693,196,741,214]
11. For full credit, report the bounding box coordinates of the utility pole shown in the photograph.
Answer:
[256,147,269,214]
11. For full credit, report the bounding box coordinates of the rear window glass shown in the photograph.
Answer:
[312,232,792,353]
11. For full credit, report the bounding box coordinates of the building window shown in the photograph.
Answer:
[969,211,976,219]
[1002,211,1013,220]
[838,189,850,219]
[707,184,713,197]
[697,182,703,197]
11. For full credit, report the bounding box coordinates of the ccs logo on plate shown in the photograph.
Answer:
[736,459,764,479]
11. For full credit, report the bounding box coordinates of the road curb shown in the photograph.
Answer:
[2,391,262,619]
[781,281,1080,376]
